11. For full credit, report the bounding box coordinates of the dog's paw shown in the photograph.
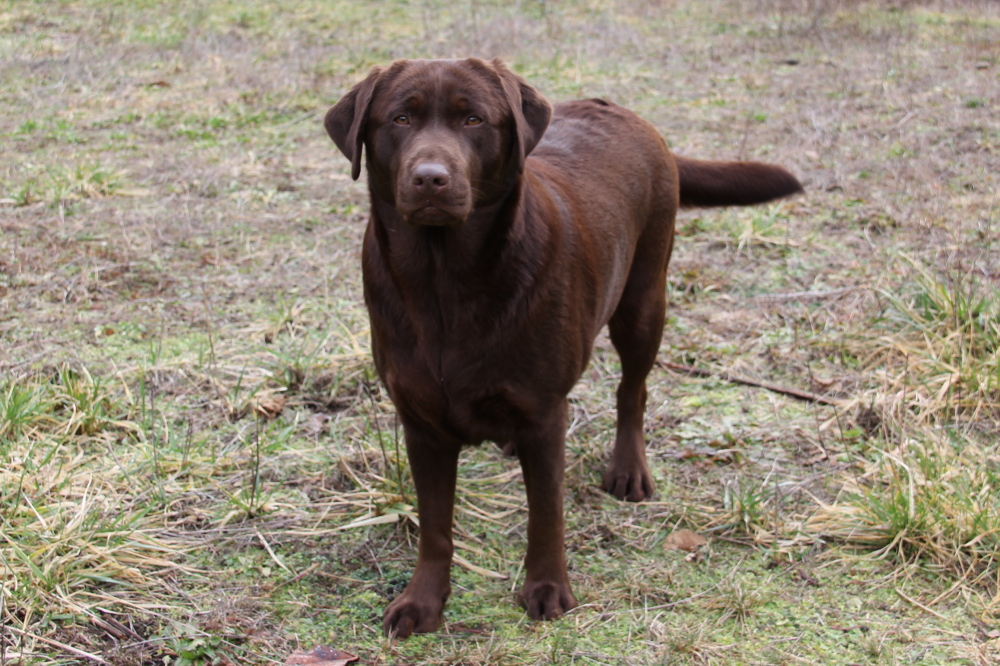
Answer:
[383,594,444,638]
[519,580,577,621]
[602,463,655,502]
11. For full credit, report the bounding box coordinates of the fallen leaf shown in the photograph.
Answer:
[255,395,286,419]
[308,412,331,436]
[663,529,708,552]
[285,646,358,666]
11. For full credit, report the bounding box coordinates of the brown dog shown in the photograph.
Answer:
[325,58,801,638]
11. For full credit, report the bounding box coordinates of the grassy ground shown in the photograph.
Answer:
[2,0,999,663]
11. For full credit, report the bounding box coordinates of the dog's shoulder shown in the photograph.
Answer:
[534,98,659,164]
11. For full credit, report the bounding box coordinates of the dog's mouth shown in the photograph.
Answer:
[399,201,469,227]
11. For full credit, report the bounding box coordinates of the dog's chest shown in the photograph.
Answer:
[381,343,537,442]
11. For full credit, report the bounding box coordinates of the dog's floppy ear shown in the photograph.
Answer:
[325,67,381,181]
[492,59,552,173]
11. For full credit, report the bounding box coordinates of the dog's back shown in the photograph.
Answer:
[532,98,801,210]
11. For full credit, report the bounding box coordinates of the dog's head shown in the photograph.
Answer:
[325,58,552,227]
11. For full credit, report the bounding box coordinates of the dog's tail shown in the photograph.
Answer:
[675,156,803,208]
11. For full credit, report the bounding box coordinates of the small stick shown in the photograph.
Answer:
[659,361,841,406]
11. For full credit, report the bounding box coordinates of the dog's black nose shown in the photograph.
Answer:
[412,163,450,196]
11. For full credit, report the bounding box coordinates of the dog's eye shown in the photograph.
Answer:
[393,115,410,126]
[465,115,483,126]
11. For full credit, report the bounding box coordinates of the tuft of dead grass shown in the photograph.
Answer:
[867,258,999,424]
[807,432,1000,591]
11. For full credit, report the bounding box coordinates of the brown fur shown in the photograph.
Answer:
[325,57,802,638]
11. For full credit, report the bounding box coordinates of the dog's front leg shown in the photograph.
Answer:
[383,424,459,638]
[516,402,578,620]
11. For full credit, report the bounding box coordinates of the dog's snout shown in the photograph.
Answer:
[412,163,451,196]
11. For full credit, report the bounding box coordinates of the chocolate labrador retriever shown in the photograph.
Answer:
[325,57,801,638]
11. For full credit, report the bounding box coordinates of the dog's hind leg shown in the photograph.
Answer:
[602,224,673,502]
